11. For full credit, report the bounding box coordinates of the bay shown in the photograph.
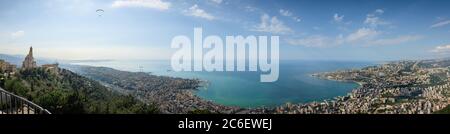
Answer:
[71,60,373,108]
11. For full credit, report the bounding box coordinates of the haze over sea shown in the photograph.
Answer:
[72,60,374,108]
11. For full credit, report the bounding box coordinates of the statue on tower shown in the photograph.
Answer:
[22,46,37,70]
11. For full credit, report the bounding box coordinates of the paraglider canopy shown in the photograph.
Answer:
[96,9,104,17]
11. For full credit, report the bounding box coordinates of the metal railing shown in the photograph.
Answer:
[0,87,51,114]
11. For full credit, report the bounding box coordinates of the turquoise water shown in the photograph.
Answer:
[71,60,373,108]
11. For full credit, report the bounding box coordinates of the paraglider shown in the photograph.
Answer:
[96,9,104,17]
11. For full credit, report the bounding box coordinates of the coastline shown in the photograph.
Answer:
[310,73,364,89]
[65,62,372,113]
[273,60,450,114]
[63,59,450,114]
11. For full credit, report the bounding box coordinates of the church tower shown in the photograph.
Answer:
[22,46,37,69]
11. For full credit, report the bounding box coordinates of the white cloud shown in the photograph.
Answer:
[210,0,223,4]
[333,13,344,22]
[364,9,389,27]
[279,9,292,17]
[279,9,301,22]
[375,9,384,14]
[293,17,301,22]
[287,30,419,47]
[430,20,450,28]
[183,4,215,20]
[286,9,420,48]
[369,35,422,46]
[253,14,293,34]
[11,30,25,38]
[432,44,450,53]
[346,28,379,42]
[364,16,387,27]
[111,0,171,10]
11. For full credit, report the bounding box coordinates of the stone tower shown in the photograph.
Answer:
[22,46,37,69]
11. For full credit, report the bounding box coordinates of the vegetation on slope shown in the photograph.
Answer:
[434,105,450,114]
[0,68,158,114]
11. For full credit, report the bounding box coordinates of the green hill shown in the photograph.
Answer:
[0,68,158,114]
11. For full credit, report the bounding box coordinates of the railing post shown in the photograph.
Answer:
[14,97,17,114]
[9,94,12,114]
[20,100,24,114]
[27,104,31,114]
[34,105,39,114]
[0,92,2,114]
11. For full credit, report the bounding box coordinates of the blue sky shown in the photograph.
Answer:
[1,0,450,61]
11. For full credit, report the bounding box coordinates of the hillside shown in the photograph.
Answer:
[0,54,23,66]
[0,67,158,114]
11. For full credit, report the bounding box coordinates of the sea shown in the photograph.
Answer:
[71,60,375,108]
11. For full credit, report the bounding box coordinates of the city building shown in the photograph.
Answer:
[0,59,16,73]
[42,63,59,74]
